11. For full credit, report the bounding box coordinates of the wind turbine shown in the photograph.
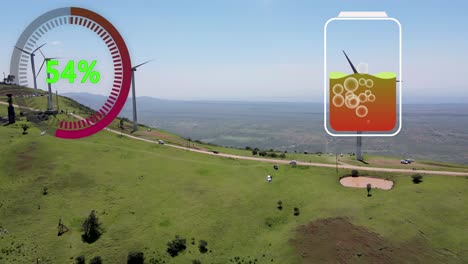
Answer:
[36,49,60,111]
[130,60,152,132]
[14,43,46,95]
[342,50,363,161]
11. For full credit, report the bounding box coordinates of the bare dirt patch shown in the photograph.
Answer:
[340,176,394,190]
[15,142,38,172]
[290,217,454,264]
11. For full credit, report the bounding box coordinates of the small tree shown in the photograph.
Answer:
[293,207,300,216]
[167,235,187,257]
[245,146,252,150]
[367,183,372,197]
[351,170,359,177]
[119,118,125,130]
[198,240,208,254]
[7,74,15,84]
[90,256,102,264]
[127,251,145,264]
[21,124,29,135]
[252,149,258,155]
[81,210,102,243]
[259,151,267,157]
[75,255,85,264]
[412,174,423,184]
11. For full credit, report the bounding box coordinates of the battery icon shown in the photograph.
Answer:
[324,12,402,137]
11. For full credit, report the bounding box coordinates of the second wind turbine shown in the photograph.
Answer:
[131,60,152,132]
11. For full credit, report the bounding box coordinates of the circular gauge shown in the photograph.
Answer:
[10,7,132,139]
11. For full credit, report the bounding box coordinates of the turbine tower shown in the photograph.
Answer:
[36,49,59,111]
[14,43,46,95]
[131,60,152,132]
[342,51,362,161]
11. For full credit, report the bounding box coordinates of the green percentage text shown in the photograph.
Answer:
[46,60,101,84]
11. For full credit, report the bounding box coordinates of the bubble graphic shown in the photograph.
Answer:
[332,94,345,107]
[365,79,374,88]
[356,105,368,118]
[345,95,360,109]
[358,93,367,103]
[344,77,359,92]
[357,63,368,74]
[332,84,344,95]
[345,91,354,98]
[359,78,366,86]
[368,94,376,102]
[365,90,372,96]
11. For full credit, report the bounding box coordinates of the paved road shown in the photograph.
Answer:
[3,101,467,177]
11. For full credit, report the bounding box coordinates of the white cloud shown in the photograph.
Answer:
[50,41,62,46]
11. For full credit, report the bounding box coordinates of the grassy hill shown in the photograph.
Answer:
[1,87,468,263]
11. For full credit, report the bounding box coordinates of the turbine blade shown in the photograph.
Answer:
[132,60,153,69]
[342,50,358,74]
[32,43,47,53]
[15,46,31,55]
[36,60,46,77]
[38,48,46,59]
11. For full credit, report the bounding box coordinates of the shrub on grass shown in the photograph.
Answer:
[198,240,208,253]
[279,153,286,159]
[90,256,102,264]
[167,235,187,257]
[81,210,102,243]
[252,149,258,155]
[293,207,300,216]
[21,124,29,135]
[268,152,278,158]
[42,187,48,195]
[277,200,283,210]
[259,151,267,157]
[351,170,359,177]
[127,251,144,264]
[75,255,85,264]
[412,174,423,184]
[192,260,202,264]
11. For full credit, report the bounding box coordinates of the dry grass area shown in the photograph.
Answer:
[290,217,456,264]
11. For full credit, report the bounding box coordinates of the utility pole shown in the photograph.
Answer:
[55,90,59,111]
[335,152,338,173]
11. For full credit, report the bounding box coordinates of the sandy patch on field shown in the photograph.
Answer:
[340,176,393,190]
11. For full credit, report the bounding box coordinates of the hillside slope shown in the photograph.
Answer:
[1,87,468,263]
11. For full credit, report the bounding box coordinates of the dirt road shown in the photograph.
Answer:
[3,101,466,177]
[69,114,468,177]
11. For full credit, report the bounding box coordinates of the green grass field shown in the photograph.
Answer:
[2,87,468,263]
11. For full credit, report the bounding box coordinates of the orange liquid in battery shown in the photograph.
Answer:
[329,72,396,132]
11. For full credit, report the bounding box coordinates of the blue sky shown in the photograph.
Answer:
[1,0,468,102]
